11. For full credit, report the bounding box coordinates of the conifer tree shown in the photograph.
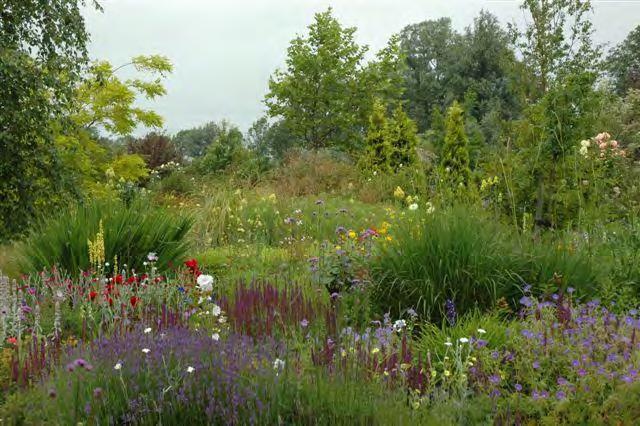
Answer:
[360,100,392,174]
[441,101,471,186]
[387,104,419,171]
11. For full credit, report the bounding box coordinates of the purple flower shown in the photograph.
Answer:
[556,390,566,400]
[519,296,533,307]
[300,319,309,328]
[514,383,523,392]
[532,360,540,369]
[489,374,501,385]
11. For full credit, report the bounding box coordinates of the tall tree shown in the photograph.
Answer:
[510,0,601,226]
[607,25,640,95]
[0,0,100,240]
[173,122,223,159]
[399,18,459,131]
[265,8,368,151]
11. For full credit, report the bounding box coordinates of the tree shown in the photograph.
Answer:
[399,18,459,131]
[399,12,525,139]
[173,121,224,158]
[128,132,180,170]
[359,100,392,174]
[441,102,471,187]
[57,55,172,196]
[510,0,601,226]
[387,104,419,172]
[607,25,640,95]
[265,8,368,151]
[0,0,100,240]
[198,121,245,173]
[246,116,295,161]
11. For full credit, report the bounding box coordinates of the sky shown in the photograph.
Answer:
[83,0,640,135]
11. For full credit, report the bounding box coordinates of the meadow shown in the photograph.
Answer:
[2,0,640,424]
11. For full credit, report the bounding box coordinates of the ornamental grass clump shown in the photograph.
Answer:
[20,198,192,273]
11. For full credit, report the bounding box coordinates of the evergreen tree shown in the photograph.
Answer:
[388,104,419,171]
[360,100,392,174]
[441,101,471,186]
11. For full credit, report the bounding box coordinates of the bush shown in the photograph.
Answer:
[271,149,359,197]
[369,205,597,323]
[19,198,192,273]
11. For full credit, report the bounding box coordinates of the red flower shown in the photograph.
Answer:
[127,275,138,284]
[108,297,114,307]
[7,337,17,346]
[114,274,123,284]
[89,291,98,301]
[130,296,140,307]
[184,259,201,277]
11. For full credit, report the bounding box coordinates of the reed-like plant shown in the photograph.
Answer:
[19,198,192,273]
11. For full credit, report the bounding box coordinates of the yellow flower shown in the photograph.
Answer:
[335,245,341,251]
[444,370,451,377]
[348,230,357,239]
[386,236,392,242]
[393,186,405,199]
[371,347,380,355]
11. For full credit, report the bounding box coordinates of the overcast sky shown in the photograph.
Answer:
[83,0,640,135]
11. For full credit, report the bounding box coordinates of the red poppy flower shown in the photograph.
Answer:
[130,296,140,307]
[184,259,198,270]
[114,274,123,284]
[89,291,98,301]
[127,275,137,284]
[7,337,17,346]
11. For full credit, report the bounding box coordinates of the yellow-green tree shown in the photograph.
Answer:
[440,101,471,187]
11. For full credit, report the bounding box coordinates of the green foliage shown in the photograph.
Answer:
[173,121,223,158]
[369,206,597,323]
[607,25,640,95]
[399,12,524,139]
[359,100,392,174]
[388,104,419,172]
[197,121,245,174]
[0,0,100,241]
[265,8,368,151]
[440,102,471,187]
[19,198,192,273]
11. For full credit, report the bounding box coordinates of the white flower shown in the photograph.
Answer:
[444,338,453,347]
[580,139,591,148]
[147,252,158,262]
[426,202,435,215]
[143,261,148,266]
[579,146,588,157]
[477,328,487,334]
[408,203,419,211]
[196,274,214,292]
[114,362,122,370]
[211,333,220,341]
[142,348,151,354]
[273,358,285,374]
[459,337,469,343]
[144,327,152,334]
[186,366,195,374]
[393,319,406,332]
[211,304,221,317]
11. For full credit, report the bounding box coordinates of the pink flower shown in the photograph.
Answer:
[610,140,619,148]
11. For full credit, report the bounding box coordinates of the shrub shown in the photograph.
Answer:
[271,149,359,197]
[19,198,192,273]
